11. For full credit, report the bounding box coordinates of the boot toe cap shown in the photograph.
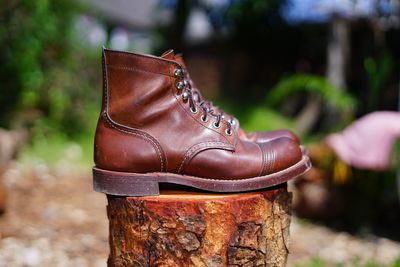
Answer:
[259,137,302,175]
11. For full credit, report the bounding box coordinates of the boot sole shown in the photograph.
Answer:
[93,155,311,196]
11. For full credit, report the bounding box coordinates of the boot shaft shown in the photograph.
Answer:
[101,48,180,129]
[96,48,237,173]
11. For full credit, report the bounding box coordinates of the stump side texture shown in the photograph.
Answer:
[107,187,292,267]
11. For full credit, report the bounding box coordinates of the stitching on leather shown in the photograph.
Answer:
[264,149,272,175]
[102,53,108,112]
[265,145,273,175]
[138,156,306,180]
[259,142,272,176]
[261,143,276,175]
[103,52,109,114]
[269,148,276,174]
[259,143,266,176]
[103,114,165,172]
[177,141,234,173]
[107,64,171,77]
[262,146,268,175]
[102,53,165,172]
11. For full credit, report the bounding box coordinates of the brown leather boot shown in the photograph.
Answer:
[93,48,311,196]
[172,53,300,144]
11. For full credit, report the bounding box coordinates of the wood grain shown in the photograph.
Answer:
[107,185,291,267]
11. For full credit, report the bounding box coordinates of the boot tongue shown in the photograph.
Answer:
[161,49,175,60]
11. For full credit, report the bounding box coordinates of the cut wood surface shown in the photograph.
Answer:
[107,185,292,267]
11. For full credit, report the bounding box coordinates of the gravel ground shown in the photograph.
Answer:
[0,162,399,267]
[288,218,400,266]
[0,162,108,267]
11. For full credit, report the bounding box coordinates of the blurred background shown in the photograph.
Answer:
[1,0,400,266]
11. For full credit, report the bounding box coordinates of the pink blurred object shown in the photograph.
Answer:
[325,111,400,170]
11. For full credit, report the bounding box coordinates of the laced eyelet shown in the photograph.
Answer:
[225,128,232,136]
[176,81,185,90]
[201,115,208,122]
[182,92,189,102]
[213,121,221,129]
[229,118,236,126]
[174,68,184,78]
[190,107,198,114]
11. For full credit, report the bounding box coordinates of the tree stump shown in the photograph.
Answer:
[107,185,292,267]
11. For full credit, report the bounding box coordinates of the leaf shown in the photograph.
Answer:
[266,73,357,113]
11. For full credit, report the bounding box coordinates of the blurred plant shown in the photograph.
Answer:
[236,106,296,133]
[266,74,356,135]
[393,257,400,267]
[294,257,324,267]
[0,0,100,137]
[267,74,356,111]
[364,52,394,111]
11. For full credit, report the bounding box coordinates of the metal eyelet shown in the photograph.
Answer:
[182,92,189,102]
[174,68,184,78]
[213,121,221,129]
[190,107,198,114]
[229,118,236,126]
[201,115,208,122]
[176,81,185,90]
[225,128,232,136]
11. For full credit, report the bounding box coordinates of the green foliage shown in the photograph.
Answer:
[211,98,296,134]
[364,52,394,111]
[393,257,400,267]
[295,257,325,267]
[237,106,296,132]
[214,73,357,137]
[266,74,356,114]
[19,130,95,167]
[0,0,100,136]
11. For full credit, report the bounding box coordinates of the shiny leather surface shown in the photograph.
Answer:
[94,48,302,180]
[241,129,300,143]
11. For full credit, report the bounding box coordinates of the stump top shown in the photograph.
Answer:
[125,188,285,202]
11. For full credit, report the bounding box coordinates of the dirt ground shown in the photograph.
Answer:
[0,162,399,267]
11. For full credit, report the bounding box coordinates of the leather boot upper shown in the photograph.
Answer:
[94,48,302,180]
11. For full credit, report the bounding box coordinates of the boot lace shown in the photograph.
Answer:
[174,68,233,136]
[192,88,236,127]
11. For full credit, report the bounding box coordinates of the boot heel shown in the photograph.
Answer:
[93,168,160,196]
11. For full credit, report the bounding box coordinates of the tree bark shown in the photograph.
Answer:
[107,186,292,267]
